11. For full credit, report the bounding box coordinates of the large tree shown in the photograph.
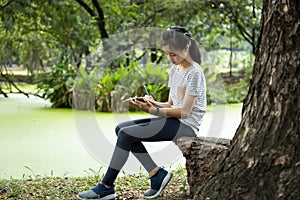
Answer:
[193,0,300,199]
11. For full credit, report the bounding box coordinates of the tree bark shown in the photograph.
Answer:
[177,137,231,196]
[194,0,300,199]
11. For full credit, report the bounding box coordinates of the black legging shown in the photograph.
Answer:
[102,117,196,186]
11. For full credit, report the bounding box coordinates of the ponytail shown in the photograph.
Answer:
[189,39,201,65]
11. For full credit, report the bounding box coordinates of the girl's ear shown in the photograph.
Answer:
[185,44,190,52]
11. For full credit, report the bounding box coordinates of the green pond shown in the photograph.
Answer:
[0,94,242,179]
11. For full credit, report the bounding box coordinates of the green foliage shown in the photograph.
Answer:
[202,61,227,104]
[0,0,260,106]
[35,64,76,108]
[0,0,98,73]
[0,0,262,71]
[225,79,249,103]
[204,68,252,105]
[34,61,168,111]
[225,68,252,103]
[95,61,169,112]
[95,64,131,112]
[122,62,169,101]
[192,0,262,51]
[34,59,250,110]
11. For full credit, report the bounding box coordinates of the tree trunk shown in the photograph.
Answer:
[194,1,300,199]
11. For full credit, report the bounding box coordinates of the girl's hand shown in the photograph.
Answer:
[144,95,154,102]
[129,97,153,112]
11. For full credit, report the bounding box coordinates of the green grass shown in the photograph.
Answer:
[0,166,191,200]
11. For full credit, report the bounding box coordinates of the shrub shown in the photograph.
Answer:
[35,64,76,108]
[35,61,251,110]
[35,61,169,111]
[95,61,169,112]
[225,67,252,104]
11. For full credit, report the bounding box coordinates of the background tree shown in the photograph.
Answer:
[0,0,98,97]
[0,0,262,109]
[193,0,300,199]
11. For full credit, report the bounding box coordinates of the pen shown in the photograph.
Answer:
[143,85,149,95]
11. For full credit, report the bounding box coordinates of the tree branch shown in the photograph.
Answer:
[143,7,166,27]
[74,0,108,39]
[0,68,29,98]
[91,0,109,38]
[0,88,8,97]
[206,0,256,50]
[220,1,254,45]
[74,0,96,18]
[231,16,254,46]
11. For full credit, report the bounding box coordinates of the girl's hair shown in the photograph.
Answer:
[161,26,201,65]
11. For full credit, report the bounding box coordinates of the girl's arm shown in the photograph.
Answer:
[149,94,196,118]
[149,93,173,108]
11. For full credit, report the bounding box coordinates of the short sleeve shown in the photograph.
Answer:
[186,69,205,97]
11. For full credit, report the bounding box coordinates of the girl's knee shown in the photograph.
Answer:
[117,129,129,141]
[116,129,134,150]
[115,121,129,136]
[115,125,121,137]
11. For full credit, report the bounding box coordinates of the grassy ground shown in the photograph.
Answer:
[0,167,190,200]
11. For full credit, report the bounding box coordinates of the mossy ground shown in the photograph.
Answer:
[0,167,191,200]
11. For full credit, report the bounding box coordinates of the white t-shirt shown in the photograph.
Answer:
[168,62,206,133]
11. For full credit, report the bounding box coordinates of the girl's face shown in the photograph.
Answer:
[162,45,189,66]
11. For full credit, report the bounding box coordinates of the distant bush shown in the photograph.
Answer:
[224,68,252,104]
[35,61,169,111]
[94,61,169,112]
[35,64,76,108]
[35,61,252,110]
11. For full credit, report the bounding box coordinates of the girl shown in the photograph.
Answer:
[77,26,206,199]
